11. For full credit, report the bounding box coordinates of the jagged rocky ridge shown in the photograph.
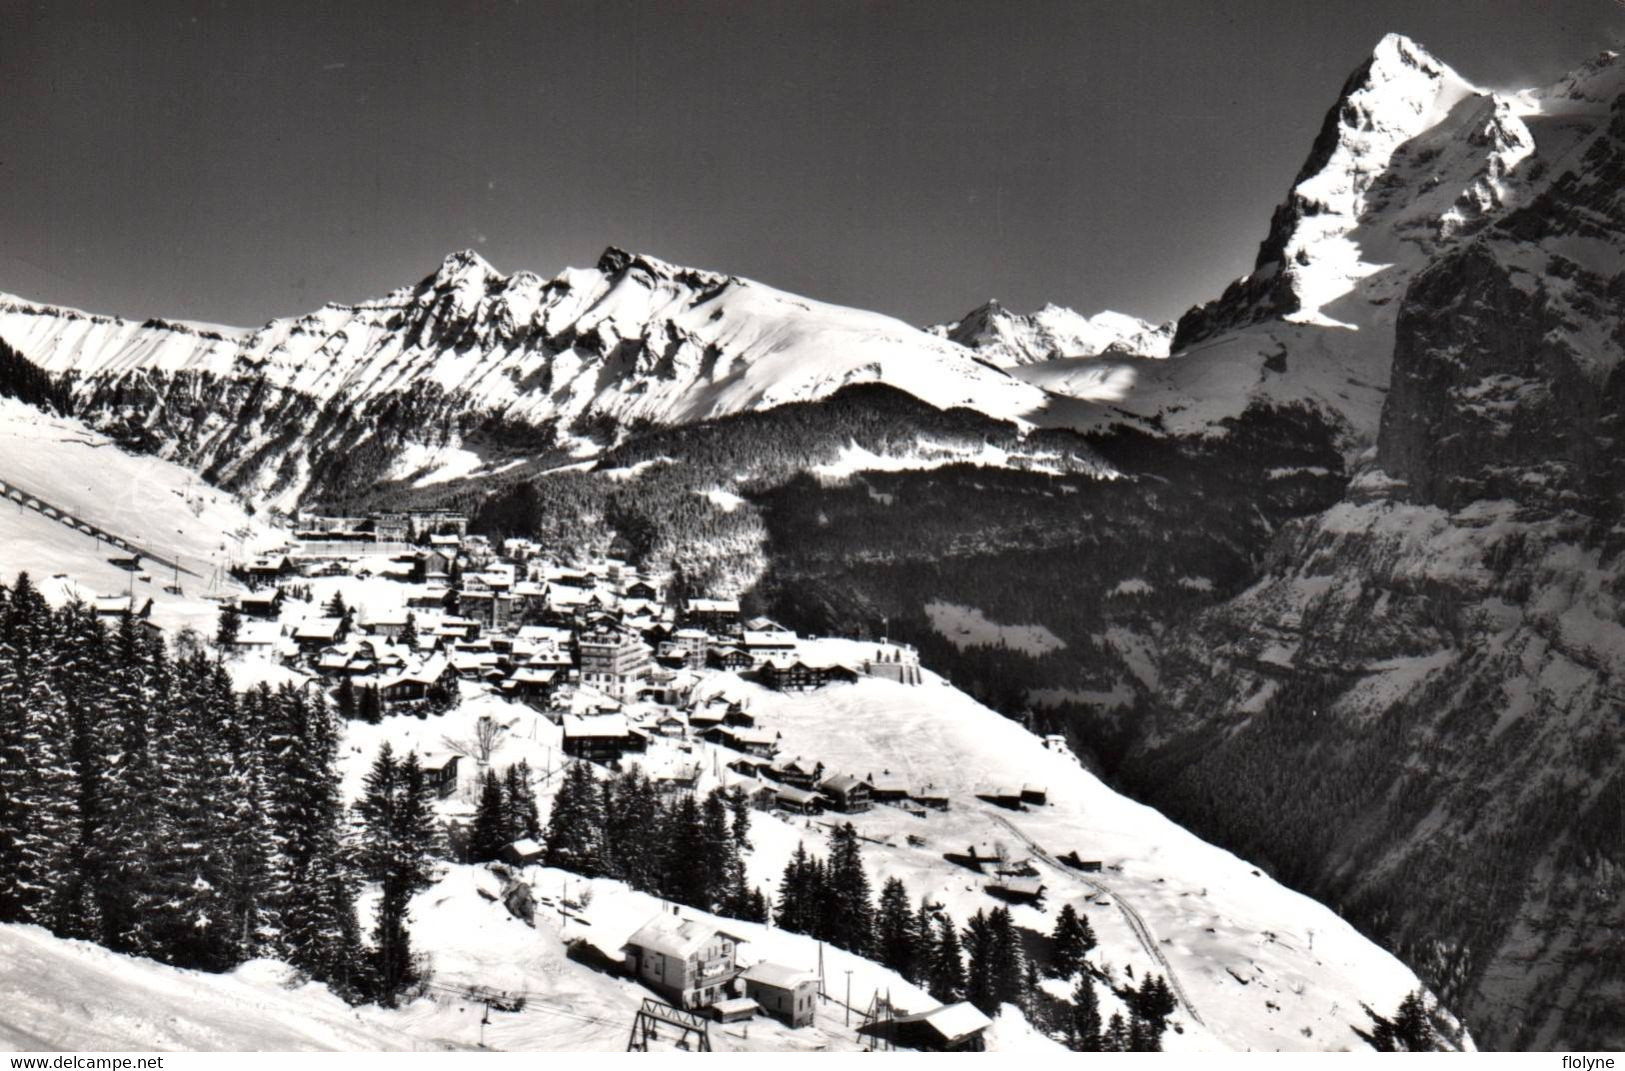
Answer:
[0,248,1050,510]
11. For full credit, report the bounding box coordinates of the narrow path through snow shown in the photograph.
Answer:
[983,809,1205,1027]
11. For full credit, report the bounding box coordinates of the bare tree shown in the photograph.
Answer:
[444,714,508,765]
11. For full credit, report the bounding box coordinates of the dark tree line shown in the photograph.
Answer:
[778,831,1045,1020]
[0,572,434,1007]
[539,761,768,923]
[0,339,72,415]
[468,761,541,863]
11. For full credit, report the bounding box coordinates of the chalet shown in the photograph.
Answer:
[771,758,823,790]
[623,579,660,601]
[232,619,282,655]
[708,645,754,671]
[866,771,911,803]
[503,666,559,703]
[621,912,746,1010]
[238,588,283,619]
[651,712,686,737]
[985,875,1045,905]
[499,838,544,867]
[420,753,461,799]
[726,757,775,780]
[741,962,820,1028]
[1021,784,1048,806]
[378,657,450,704]
[817,773,872,814]
[722,705,755,729]
[561,713,646,764]
[244,554,292,580]
[362,607,410,639]
[653,762,703,794]
[706,726,778,759]
[741,627,797,663]
[774,785,824,815]
[975,786,1026,811]
[760,657,859,693]
[913,786,951,812]
[730,778,778,811]
[317,649,355,676]
[688,707,726,733]
[683,597,740,631]
[881,1003,991,1052]
[1058,851,1104,873]
[293,616,343,650]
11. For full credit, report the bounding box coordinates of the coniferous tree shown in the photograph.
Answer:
[725,784,751,852]
[927,912,966,1003]
[1104,1012,1130,1052]
[95,614,166,956]
[50,599,111,940]
[149,648,236,971]
[963,910,995,1014]
[1049,902,1095,978]
[542,761,603,874]
[911,897,939,988]
[1129,1012,1160,1051]
[215,661,272,962]
[775,841,818,935]
[0,575,77,927]
[876,877,916,981]
[334,676,357,722]
[471,769,510,864]
[216,604,241,649]
[660,791,709,906]
[503,761,540,840]
[987,907,1028,1011]
[268,686,362,997]
[1068,974,1103,1051]
[701,788,739,913]
[357,684,382,725]
[825,823,873,955]
[604,766,657,890]
[399,613,418,650]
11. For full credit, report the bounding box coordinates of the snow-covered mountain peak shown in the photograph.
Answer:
[931,299,1172,365]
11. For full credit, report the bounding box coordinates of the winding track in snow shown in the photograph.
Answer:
[982,809,1205,1027]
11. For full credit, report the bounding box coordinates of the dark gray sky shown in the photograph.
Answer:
[1,0,1619,329]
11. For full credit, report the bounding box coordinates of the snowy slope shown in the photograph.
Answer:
[0,925,441,1051]
[932,300,1172,365]
[313,636,1461,1053]
[0,396,278,632]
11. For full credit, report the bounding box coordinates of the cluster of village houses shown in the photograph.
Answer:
[220,509,990,1049]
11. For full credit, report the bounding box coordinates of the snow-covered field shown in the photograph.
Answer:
[0,397,278,632]
[924,600,1066,656]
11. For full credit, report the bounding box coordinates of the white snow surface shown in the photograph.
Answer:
[0,397,279,632]
[0,248,1049,439]
[931,300,1173,365]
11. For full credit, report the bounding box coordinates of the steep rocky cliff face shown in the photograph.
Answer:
[1130,65,1625,1049]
